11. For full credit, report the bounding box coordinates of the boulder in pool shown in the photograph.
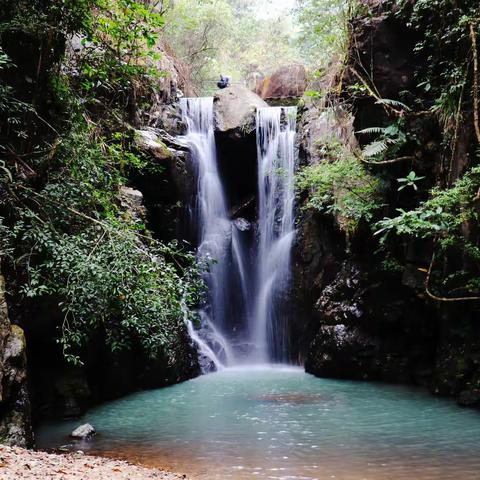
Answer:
[70,423,96,439]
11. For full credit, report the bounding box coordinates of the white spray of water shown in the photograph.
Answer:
[179,99,297,367]
[253,106,297,362]
[179,97,235,369]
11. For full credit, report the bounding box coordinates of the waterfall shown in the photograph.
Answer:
[179,97,235,369]
[253,107,297,363]
[180,98,297,368]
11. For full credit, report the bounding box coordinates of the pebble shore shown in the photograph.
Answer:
[0,445,188,479]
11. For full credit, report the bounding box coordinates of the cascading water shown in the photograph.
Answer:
[180,98,297,367]
[253,107,297,362]
[179,97,235,369]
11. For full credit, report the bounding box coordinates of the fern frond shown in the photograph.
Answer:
[375,98,411,111]
[362,140,388,158]
[356,127,387,135]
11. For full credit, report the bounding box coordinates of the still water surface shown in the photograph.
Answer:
[37,367,480,479]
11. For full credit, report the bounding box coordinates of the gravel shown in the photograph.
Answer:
[0,444,188,480]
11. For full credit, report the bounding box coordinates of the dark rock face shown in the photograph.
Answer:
[0,271,32,446]
[304,262,436,385]
[132,126,194,243]
[28,321,200,421]
[296,2,480,408]
[346,3,418,100]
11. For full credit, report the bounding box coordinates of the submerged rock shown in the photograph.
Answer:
[70,423,96,439]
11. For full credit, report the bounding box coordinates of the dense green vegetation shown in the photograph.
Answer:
[296,138,383,235]
[161,0,351,92]
[296,0,480,300]
[0,0,202,365]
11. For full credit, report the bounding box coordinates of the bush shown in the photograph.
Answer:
[0,116,202,365]
[296,141,383,234]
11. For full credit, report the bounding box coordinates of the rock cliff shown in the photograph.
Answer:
[296,0,480,407]
[0,269,31,446]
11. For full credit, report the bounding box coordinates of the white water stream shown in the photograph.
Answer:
[180,98,297,368]
[253,106,297,362]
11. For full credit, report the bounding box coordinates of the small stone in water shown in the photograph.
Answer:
[70,423,96,439]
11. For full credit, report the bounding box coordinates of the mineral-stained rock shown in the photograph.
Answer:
[0,271,32,447]
[256,64,307,100]
[135,129,174,161]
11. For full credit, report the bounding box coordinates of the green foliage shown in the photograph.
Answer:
[375,165,480,297]
[397,0,478,123]
[8,217,199,365]
[73,0,165,96]
[0,0,205,367]
[357,122,407,160]
[0,0,95,37]
[294,0,355,70]
[375,166,480,259]
[1,117,202,365]
[397,171,425,191]
[296,141,383,233]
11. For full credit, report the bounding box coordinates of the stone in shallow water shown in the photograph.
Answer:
[70,423,96,439]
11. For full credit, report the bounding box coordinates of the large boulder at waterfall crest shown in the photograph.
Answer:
[256,65,307,101]
[213,85,268,135]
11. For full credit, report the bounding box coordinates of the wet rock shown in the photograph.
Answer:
[458,390,480,407]
[135,129,174,161]
[233,218,251,232]
[298,106,357,164]
[213,85,267,135]
[70,423,96,439]
[0,270,32,447]
[304,261,437,384]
